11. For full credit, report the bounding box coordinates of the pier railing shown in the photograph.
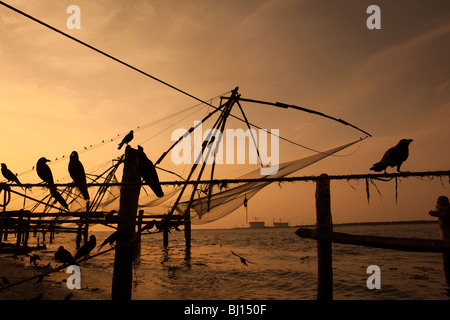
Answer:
[294,172,450,300]
[1,169,449,300]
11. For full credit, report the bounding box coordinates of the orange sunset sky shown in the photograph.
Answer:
[0,0,449,229]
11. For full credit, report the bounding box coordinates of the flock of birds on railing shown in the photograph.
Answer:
[1,130,165,210]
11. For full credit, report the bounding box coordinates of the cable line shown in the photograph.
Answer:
[0,1,370,157]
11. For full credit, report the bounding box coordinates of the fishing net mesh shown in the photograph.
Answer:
[89,140,359,225]
[179,140,359,224]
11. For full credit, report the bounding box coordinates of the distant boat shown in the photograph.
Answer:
[248,218,265,228]
[272,218,289,228]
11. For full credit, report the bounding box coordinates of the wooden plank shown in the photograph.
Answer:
[296,227,450,253]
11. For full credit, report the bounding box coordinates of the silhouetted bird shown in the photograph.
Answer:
[137,146,164,197]
[1,163,23,189]
[36,157,68,209]
[370,139,413,173]
[97,231,118,252]
[54,246,77,266]
[118,130,134,150]
[141,220,157,233]
[74,235,96,260]
[68,151,90,200]
[231,251,255,266]
[50,188,69,210]
[29,254,41,266]
[104,210,117,223]
[36,157,54,185]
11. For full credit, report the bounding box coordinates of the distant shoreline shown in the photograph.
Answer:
[200,219,439,231]
[330,220,438,227]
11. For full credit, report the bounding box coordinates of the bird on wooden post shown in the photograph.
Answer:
[74,234,96,261]
[54,246,77,266]
[36,157,54,185]
[68,151,90,201]
[118,130,134,150]
[370,139,413,173]
[1,163,24,190]
[36,157,69,210]
[137,145,164,197]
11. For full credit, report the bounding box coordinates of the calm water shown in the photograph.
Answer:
[27,222,450,300]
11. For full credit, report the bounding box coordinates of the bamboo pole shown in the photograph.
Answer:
[111,146,141,300]
[315,174,333,300]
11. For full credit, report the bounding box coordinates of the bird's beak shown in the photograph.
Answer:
[409,139,413,143]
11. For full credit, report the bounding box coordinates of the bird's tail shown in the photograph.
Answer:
[370,162,385,172]
[50,187,69,210]
[80,186,90,201]
[118,142,124,150]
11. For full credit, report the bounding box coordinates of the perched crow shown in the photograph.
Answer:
[1,163,23,189]
[74,235,96,260]
[54,246,77,266]
[370,139,413,173]
[36,157,68,209]
[36,157,54,185]
[68,151,90,200]
[141,220,157,233]
[50,188,69,210]
[118,130,134,150]
[137,146,164,197]
[97,231,118,252]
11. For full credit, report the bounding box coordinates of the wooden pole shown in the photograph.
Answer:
[24,216,30,246]
[76,224,82,249]
[1,189,7,242]
[163,227,169,247]
[15,210,23,247]
[315,173,333,300]
[185,214,191,248]
[111,146,141,300]
[0,192,4,245]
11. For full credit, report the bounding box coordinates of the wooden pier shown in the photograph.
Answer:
[295,173,450,300]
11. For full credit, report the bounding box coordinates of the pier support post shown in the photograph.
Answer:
[185,213,191,248]
[112,146,141,300]
[163,227,169,247]
[315,173,333,300]
[15,210,23,247]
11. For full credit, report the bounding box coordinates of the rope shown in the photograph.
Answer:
[1,170,449,190]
